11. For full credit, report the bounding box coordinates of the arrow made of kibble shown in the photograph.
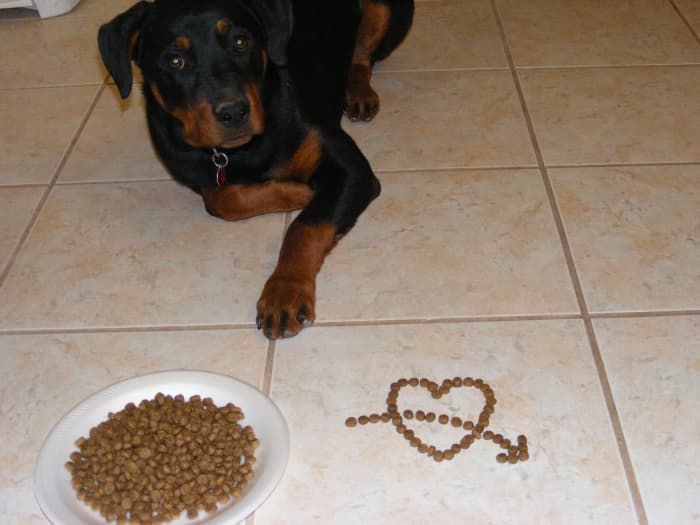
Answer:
[345,377,529,464]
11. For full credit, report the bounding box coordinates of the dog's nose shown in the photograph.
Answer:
[215,100,250,127]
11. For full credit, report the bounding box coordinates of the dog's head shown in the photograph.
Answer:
[98,0,292,149]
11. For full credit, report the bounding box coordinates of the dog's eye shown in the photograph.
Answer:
[167,54,185,70]
[232,35,248,52]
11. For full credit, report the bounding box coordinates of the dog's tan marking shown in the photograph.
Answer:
[269,129,322,183]
[216,18,231,35]
[149,82,167,110]
[171,102,222,148]
[201,182,314,221]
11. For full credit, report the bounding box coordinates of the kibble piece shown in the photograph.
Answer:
[450,417,462,428]
[433,451,444,462]
[450,444,461,454]
[508,453,518,464]
[345,417,358,428]
[403,409,414,420]
[462,420,474,431]
[380,413,391,423]
[460,435,474,449]
[415,410,426,421]
[358,415,369,425]
[463,377,474,387]
[496,453,508,463]
[452,377,463,387]
[425,412,436,423]
[418,443,429,454]
[419,378,429,387]
[408,378,419,387]
[438,414,449,425]
[493,433,503,444]
[483,430,494,440]
[500,439,511,449]
[369,413,381,423]
[443,450,454,461]
[519,450,530,461]
[517,435,528,445]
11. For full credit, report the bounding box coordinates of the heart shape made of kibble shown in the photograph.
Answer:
[347,376,529,464]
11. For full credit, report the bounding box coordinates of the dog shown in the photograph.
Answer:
[98,0,414,339]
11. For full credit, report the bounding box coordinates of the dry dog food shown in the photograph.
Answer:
[346,377,530,465]
[66,393,258,524]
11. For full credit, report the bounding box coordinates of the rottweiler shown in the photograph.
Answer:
[98,0,414,339]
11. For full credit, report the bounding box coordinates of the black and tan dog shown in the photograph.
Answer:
[98,0,413,339]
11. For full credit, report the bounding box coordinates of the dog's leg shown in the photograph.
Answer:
[256,130,380,339]
[345,0,389,122]
[201,181,313,221]
[345,0,414,121]
[256,221,340,338]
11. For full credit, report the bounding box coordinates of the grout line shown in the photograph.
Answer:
[374,66,510,74]
[262,340,276,396]
[0,323,258,336]
[0,83,106,288]
[668,0,700,44]
[490,2,650,524]
[0,82,105,92]
[4,310,700,337]
[313,314,581,327]
[514,62,700,71]
[591,309,700,319]
[54,177,173,186]
[544,161,700,170]
[3,161,698,192]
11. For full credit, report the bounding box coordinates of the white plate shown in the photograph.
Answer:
[34,370,289,525]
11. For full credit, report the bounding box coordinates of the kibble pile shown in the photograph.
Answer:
[66,393,258,524]
[346,377,529,464]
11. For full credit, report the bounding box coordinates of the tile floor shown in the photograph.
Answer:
[1,1,699,524]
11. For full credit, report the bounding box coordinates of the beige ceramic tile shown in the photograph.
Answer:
[377,1,507,71]
[0,181,285,330]
[675,0,700,35]
[594,316,700,525]
[520,66,700,165]
[0,330,267,525]
[256,321,636,525]
[0,86,99,185]
[496,0,700,67]
[60,85,169,183]
[551,165,700,313]
[0,17,106,88]
[0,186,44,272]
[315,169,578,321]
[344,70,536,170]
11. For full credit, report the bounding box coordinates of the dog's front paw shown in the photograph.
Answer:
[256,275,316,339]
[345,64,380,122]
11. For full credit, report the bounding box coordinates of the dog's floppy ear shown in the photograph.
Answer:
[98,1,152,99]
[248,0,293,67]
